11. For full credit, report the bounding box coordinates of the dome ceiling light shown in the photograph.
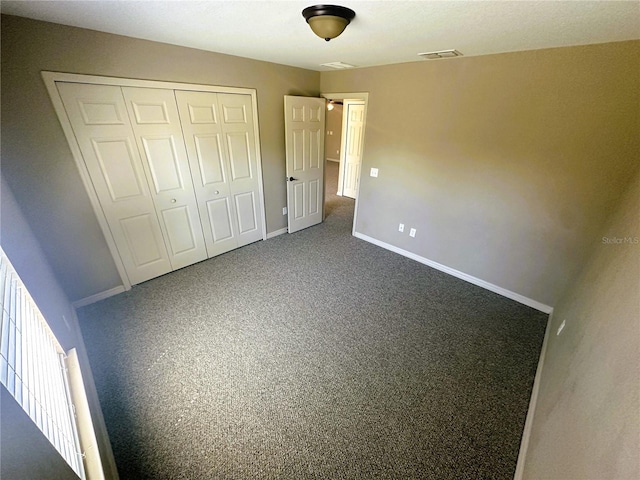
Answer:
[302,5,356,42]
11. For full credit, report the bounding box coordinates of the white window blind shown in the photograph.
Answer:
[0,247,85,479]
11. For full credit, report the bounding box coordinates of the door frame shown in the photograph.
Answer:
[42,71,268,291]
[320,92,369,236]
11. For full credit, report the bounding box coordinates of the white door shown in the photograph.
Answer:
[341,102,365,199]
[57,82,172,284]
[284,96,326,233]
[122,87,208,270]
[217,93,264,247]
[176,91,265,256]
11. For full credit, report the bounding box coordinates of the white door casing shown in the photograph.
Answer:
[341,101,365,199]
[122,87,208,270]
[284,96,326,233]
[176,91,264,256]
[57,82,173,285]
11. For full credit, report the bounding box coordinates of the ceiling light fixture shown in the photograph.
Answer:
[302,5,356,42]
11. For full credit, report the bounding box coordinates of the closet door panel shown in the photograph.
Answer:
[92,137,144,200]
[175,90,239,257]
[122,87,207,270]
[57,82,171,285]
[207,198,235,242]
[218,94,264,247]
[120,214,168,267]
[161,206,201,255]
[195,134,226,186]
[227,132,252,180]
[142,136,183,193]
[234,192,258,235]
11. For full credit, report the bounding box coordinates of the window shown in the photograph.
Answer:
[0,247,85,479]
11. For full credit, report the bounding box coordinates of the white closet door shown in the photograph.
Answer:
[217,93,264,247]
[57,82,172,285]
[176,91,264,255]
[122,87,207,270]
[175,90,238,257]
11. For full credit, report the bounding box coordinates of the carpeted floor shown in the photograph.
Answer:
[78,161,547,479]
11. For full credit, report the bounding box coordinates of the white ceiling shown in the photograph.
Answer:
[2,1,639,71]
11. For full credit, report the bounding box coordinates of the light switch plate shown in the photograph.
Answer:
[370,168,379,177]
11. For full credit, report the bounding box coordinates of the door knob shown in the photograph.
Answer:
[214,190,220,195]
[170,198,177,203]
[288,177,298,181]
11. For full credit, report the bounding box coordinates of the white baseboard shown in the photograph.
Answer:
[353,232,553,314]
[326,157,340,163]
[514,310,553,479]
[72,285,126,308]
[266,227,288,239]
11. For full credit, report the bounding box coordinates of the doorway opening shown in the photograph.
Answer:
[321,92,369,236]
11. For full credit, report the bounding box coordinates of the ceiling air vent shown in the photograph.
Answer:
[418,49,463,60]
[321,61,356,69]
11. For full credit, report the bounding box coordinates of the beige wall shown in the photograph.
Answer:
[320,41,640,307]
[325,104,344,161]
[1,14,319,301]
[523,166,640,478]
[1,176,119,478]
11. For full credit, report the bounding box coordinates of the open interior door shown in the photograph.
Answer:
[284,95,326,233]
[340,101,365,199]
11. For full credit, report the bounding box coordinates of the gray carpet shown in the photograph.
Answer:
[78,161,548,479]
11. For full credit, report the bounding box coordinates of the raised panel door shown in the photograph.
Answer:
[218,93,264,247]
[342,102,365,199]
[175,90,239,257]
[122,87,207,270]
[57,82,171,285]
[284,96,325,233]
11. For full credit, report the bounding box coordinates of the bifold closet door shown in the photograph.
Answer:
[176,91,264,257]
[121,87,207,270]
[57,82,172,284]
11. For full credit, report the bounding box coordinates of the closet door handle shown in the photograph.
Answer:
[214,190,220,195]
[170,198,177,203]
[288,177,298,182]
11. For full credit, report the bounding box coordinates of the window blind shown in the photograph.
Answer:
[0,247,85,479]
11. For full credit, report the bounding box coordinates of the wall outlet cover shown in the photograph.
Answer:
[557,319,566,335]
[370,168,379,177]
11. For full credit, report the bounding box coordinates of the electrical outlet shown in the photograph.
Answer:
[283,207,288,215]
[409,228,417,238]
[370,168,379,177]
[399,223,405,232]
[557,319,566,336]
